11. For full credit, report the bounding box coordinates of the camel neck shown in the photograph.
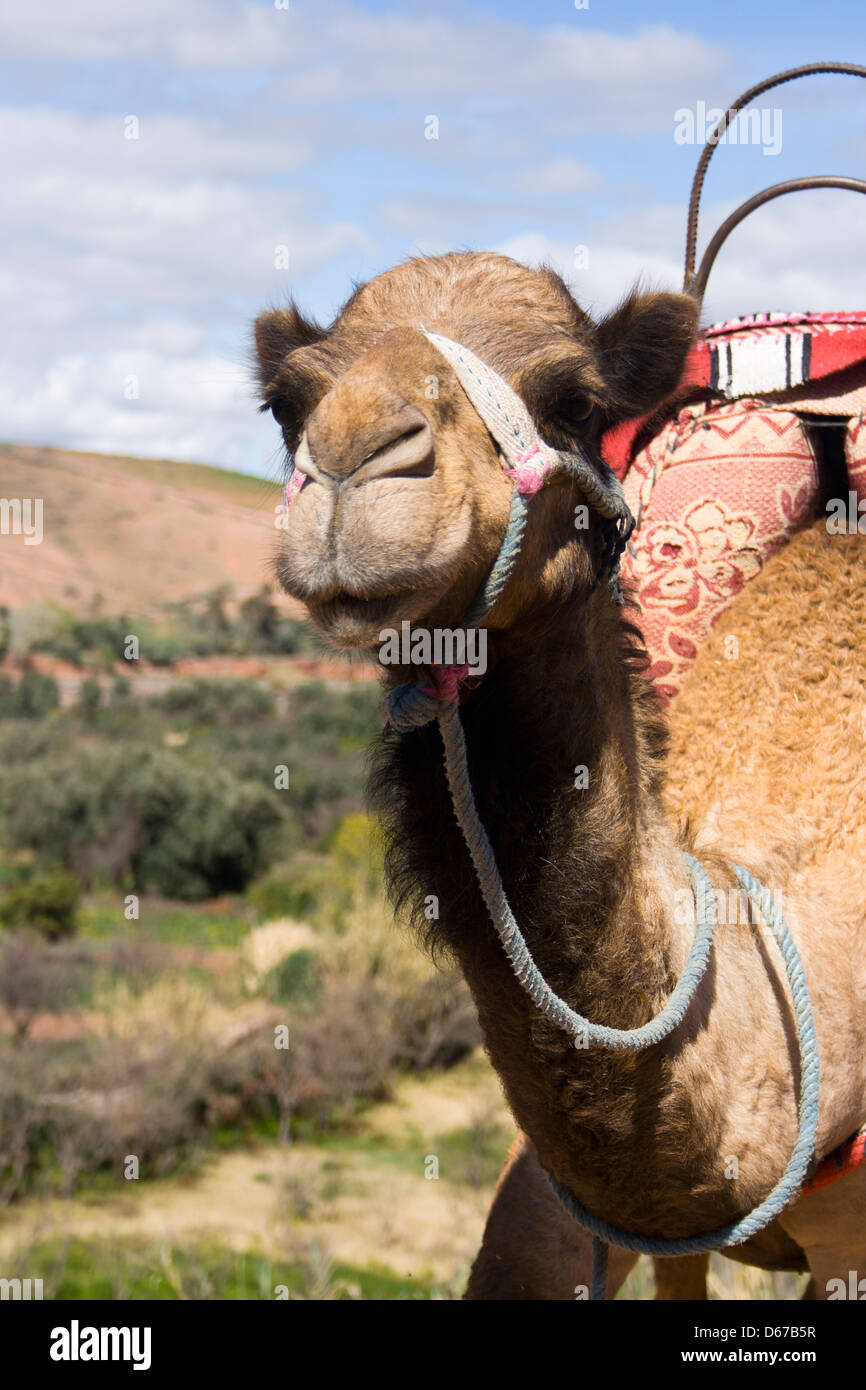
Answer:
[455,591,682,1015]
[370,584,694,1204]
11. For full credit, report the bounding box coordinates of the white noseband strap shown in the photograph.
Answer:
[419,328,634,616]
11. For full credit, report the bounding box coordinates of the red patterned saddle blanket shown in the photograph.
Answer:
[603,311,866,703]
[603,312,866,1198]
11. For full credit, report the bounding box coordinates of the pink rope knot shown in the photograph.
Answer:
[505,446,551,495]
[285,470,307,508]
[418,662,471,702]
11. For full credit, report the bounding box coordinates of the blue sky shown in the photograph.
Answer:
[1,0,865,479]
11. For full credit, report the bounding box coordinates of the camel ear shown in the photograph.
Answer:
[594,290,700,425]
[254,304,325,386]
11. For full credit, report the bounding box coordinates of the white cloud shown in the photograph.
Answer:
[0,99,374,471]
[514,159,603,196]
[493,231,685,320]
[6,0,862,481]
[495,188,866,323]
[0,107,311,181]
[0,106,374,369]
[0,347,279,472]
[270,17,726,135]
[0,1,285,67]
[1,3,728,132]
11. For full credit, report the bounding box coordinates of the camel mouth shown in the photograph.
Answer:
[308,587,424,649]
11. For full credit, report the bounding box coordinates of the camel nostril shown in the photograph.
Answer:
[302,401,435,485]
[350,417,435,486]
[362,422,425,466]
[291,433,329,486]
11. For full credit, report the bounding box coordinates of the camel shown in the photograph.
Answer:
[255,250,866,1300]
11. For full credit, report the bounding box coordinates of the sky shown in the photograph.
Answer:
[1,0,865,479]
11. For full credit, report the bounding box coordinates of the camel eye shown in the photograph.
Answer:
[270,398,299,431]
[559,396,594,427]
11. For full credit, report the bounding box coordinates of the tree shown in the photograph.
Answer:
[0,868,81,940]
[13,668,60,718]
[0,937,78,1038]
[77,677,102,717]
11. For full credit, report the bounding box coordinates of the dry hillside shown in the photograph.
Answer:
[0,442,302,616]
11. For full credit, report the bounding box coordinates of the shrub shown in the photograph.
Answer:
[132,761,283,899]
[76,677,102,717]
[237,586,279,647]
[390,974,480,1071]
[264,947,319,1004]
[248,873,318,922]
[325,813,384,914]
[0,669,60,719]
[108,675,137,710]
[26,609,131,666]
[0,747,286,899]
[136,626,190,667]
[0,936,85,1037]
[290,681,380,744]
[150,678,275,725]
[0,868,81,940]
[236,590,324,657]
[7,603,73,657]
[0,675,15,717]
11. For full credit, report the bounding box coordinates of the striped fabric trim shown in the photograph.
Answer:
[602,313,866,477]
[708,332,812,398]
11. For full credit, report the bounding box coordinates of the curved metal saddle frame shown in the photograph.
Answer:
[684,62,866,302]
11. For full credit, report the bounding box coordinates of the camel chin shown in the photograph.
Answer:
[306,590,426,651]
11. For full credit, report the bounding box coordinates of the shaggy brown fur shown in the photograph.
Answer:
[255,252,866,1300]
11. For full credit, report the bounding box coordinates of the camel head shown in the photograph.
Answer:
[255,252,698,650]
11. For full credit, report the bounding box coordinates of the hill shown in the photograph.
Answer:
[0,442,300,615]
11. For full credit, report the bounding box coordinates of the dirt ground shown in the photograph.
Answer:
[0,1053,512,1287]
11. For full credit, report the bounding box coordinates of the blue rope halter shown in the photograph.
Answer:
[387,328,635,729]
[382,334,820,1300]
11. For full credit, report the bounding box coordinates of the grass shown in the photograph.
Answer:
[430,1120,514,1188]
[13,1237,445,1300]
[13,1240,810,1302]
[301,1119,513,1190]
[81,896,252,947]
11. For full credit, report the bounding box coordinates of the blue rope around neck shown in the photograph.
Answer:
[404,698,820,1301]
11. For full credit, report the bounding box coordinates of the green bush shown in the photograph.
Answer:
[150,678,275,725]
[0,868,81,940]
[108,675,137,710]
[0,935,87,1040]
[265,948,319,1004]
[132,760,283,899]
[0,669,60,719]
[1,596,329,666]
[0,747,286,899]
[248,873,318,921]
[0,675,15,717]
[236,588,324,657]
[76,676,102,716]
[290,682,379,744]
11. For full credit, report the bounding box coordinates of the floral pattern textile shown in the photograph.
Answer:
[620,399,818,703]
[610,314,866,704]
